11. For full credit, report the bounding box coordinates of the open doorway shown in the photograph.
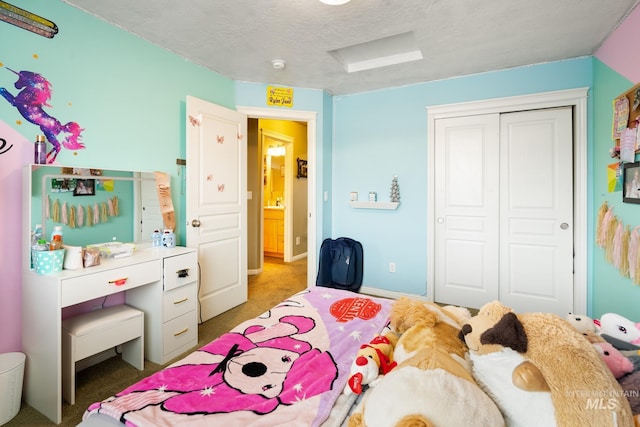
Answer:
[239,106,317,292]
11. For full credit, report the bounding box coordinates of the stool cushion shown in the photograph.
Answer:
[63,305,143,336]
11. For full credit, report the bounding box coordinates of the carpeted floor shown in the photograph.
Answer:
[7,257,307,426]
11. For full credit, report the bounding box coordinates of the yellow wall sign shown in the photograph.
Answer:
[267,86,293,108]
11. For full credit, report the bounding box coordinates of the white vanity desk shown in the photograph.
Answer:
[22,246,198,424]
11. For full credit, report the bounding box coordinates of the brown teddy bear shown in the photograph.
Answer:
[348,297,504,427]
[461,301,634,427]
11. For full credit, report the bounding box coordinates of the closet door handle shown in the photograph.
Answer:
[560,222,569,230]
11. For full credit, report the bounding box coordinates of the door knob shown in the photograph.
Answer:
[437,217,444,224]
[560,222,569,230]
[191,219,201,228]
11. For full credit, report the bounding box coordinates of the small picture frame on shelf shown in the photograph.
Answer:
[622,161,640,204]
[73,179,95,196]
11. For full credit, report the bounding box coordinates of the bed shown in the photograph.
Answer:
[80,286,393,427]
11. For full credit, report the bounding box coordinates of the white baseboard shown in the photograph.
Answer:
[359,286,428,302]
[291,252,307,262]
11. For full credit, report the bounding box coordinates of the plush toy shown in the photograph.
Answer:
[460,309,556,427]
[600,313,640,346]
[566,313,634,379]
[348,298,504,427]
[467,301,633,427]
[565,313,600,335]
[344,330,398,396]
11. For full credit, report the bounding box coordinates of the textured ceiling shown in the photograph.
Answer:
[63,0,639,95]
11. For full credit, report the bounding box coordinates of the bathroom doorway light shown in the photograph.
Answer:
[320,0,351,5]
[267,145,286,157]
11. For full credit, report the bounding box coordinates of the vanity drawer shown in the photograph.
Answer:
[163,282,197,321]
[61,260,162,307]
[163,252,198,291]
[163,310,197,358]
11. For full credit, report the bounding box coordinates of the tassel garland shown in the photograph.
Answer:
[47,196,119,229]
[596,202,640,286]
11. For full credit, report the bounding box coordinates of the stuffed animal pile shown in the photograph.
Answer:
[459,301,634,427]
[566,313,634,379]
[567,312,640,425]
[348,297,504,427]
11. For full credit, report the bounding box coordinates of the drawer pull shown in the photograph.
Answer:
[174,327,189,337]
[177,268,190,278]
[173,297,188,305]
[108,277,128,286]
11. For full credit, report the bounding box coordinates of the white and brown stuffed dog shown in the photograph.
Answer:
[460,308,556,426]
[462,301,634,427]
[348,298,504,427]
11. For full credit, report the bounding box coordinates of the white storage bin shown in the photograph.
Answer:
[0,352,25,425]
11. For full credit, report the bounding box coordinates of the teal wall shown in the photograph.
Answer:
[332,58,593,296]
[0,0,237,352]
[591,59,640,320]
[0,0,235,245]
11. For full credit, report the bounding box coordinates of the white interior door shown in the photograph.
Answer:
[137,172,163,242]
[434,108,574,314]
[499,108,573,314]
[186,96,248,323]
[434,114,500,308]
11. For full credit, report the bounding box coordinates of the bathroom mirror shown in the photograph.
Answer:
[24,165,163,266]
[263,154,285,206]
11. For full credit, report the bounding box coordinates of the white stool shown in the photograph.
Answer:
[62,305,144,405]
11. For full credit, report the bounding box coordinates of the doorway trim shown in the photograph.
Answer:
[237,106,317,289]
[426,87,589,315]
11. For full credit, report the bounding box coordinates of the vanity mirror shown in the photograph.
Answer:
[23,164,163,269]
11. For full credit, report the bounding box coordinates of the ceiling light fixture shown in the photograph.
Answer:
[272,59,286,70]
[267,145,286,157]
[319,0,351,5]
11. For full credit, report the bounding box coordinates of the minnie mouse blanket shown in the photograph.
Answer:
[83,287,392,426]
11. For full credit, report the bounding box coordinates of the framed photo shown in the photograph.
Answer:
[51,178,74,193]
[297,157,308,179]
[74,179,95,196]
[622,161,640,204]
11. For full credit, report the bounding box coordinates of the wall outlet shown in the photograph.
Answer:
[389,262,396,273]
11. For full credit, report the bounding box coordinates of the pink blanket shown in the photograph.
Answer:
[84,287,392,426]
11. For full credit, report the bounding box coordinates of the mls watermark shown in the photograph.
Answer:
[565,389,639,410]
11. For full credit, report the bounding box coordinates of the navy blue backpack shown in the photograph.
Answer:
[316,237,363,292]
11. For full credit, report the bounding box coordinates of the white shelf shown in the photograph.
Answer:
[349,201,400,210]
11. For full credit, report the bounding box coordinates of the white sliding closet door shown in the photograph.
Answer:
[434,114,500,309]
[434,107,574,315]
[498,108,574,314]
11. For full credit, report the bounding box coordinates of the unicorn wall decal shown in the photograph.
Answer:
[0,67,84,163]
